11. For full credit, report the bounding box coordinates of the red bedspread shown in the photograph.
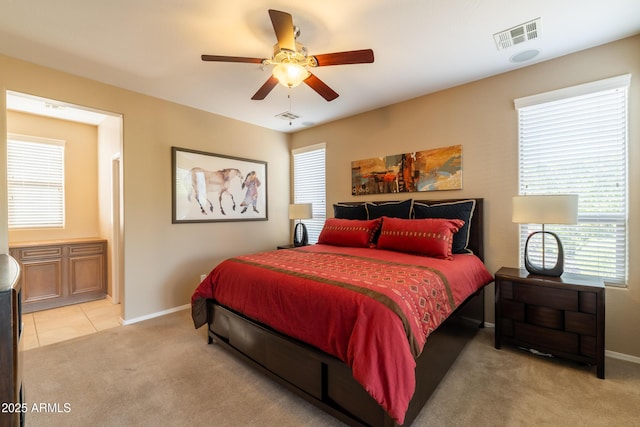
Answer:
[191,244,493,424]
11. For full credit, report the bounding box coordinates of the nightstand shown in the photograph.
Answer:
[0,254,24,427]
[277,244,297,249]
[277,244,309,249]
[494,267,605,379]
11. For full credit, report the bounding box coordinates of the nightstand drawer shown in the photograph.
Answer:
[499,281,514,299]
[580,292,597,314]
[566,311,596,336]
[581,336,597,358]
[513,283,578,311]
[501,299,524,321]
[526,305,563,330]
[514,322,579,354]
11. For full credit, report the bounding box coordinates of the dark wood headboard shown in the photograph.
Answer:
[335,198,485,261]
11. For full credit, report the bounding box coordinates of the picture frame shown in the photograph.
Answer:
[172,146,268,223]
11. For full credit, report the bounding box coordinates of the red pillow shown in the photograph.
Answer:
[318,218,381,248]
[376,217,464,259]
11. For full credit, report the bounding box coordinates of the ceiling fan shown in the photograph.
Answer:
[201,9,374,102]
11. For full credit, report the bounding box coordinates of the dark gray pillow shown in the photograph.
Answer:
[366,199,413,219]
[413,200,476,254]
[333,203,368,220]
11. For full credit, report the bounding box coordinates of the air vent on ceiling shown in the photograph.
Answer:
[493,18,541,51]
[275,111,300,121]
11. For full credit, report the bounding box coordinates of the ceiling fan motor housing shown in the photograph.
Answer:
[269,43,314,67]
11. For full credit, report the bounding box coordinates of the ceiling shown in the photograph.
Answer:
[1,1,639,133]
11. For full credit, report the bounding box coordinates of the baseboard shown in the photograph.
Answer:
[605,350,640,364]
[121,304,190,326]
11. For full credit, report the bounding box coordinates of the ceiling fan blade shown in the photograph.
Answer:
[201,55,263,64]
[251,76,279,100]
[312,49,374,66]
[304,73,339,102]
[268,9,296,52]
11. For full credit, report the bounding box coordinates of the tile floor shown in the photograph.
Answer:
[22,298,122,350]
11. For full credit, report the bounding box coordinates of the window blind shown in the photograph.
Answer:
[292,143,326,244]
[515,75,629,285]
[7,135,65,229]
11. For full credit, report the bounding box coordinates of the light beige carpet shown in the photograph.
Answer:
[23,309,640,426]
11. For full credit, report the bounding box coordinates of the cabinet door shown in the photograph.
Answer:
[21,259,64,303]
[69,255,105,295]
[10,247,64,305]
[68,243,106,295]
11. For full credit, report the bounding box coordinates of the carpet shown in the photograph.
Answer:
[23,309,640,426]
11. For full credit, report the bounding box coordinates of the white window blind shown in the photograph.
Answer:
[293,143,326,244]
[7,135,65,229]
[515,75,629,285]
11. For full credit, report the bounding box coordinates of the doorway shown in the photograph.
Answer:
[5,91,124,318]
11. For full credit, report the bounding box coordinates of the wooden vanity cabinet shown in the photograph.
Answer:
[9,238,107,313]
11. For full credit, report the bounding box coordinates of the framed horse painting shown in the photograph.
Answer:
[172,147,268,223]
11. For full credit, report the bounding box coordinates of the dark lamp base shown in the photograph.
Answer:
[293,222,308,247]
[524,231,564,277]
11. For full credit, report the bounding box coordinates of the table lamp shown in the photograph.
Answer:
[289,203,313,246]
[512,195,578,277]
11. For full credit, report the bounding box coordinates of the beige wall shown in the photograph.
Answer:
[1,35,638,357]
[291,35,640,358]
[1,54,291,321]
[7,111,100,242]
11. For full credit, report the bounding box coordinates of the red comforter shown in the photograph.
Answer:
[191,244,493,424]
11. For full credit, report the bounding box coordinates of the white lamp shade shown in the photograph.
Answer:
[512,195,578,224]
[289,203,313,220]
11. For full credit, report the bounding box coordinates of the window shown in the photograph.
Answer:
[7,134,65,228]
[292,143,326,244]
[515,75,629,285]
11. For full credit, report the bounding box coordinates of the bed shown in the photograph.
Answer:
[192,198,493,426]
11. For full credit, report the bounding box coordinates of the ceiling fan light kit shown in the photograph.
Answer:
[271,62,310,88]
[201,9,374,101]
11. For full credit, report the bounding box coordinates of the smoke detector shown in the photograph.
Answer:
[493,18,541,51]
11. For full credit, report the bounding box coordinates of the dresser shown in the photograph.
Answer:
[0,254,24,427]
[494,267,605,378]
[9,238,107,313]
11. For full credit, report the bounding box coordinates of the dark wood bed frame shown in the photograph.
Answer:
[205,199,488,426]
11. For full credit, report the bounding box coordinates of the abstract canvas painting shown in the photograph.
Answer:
[351,145,462,195]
